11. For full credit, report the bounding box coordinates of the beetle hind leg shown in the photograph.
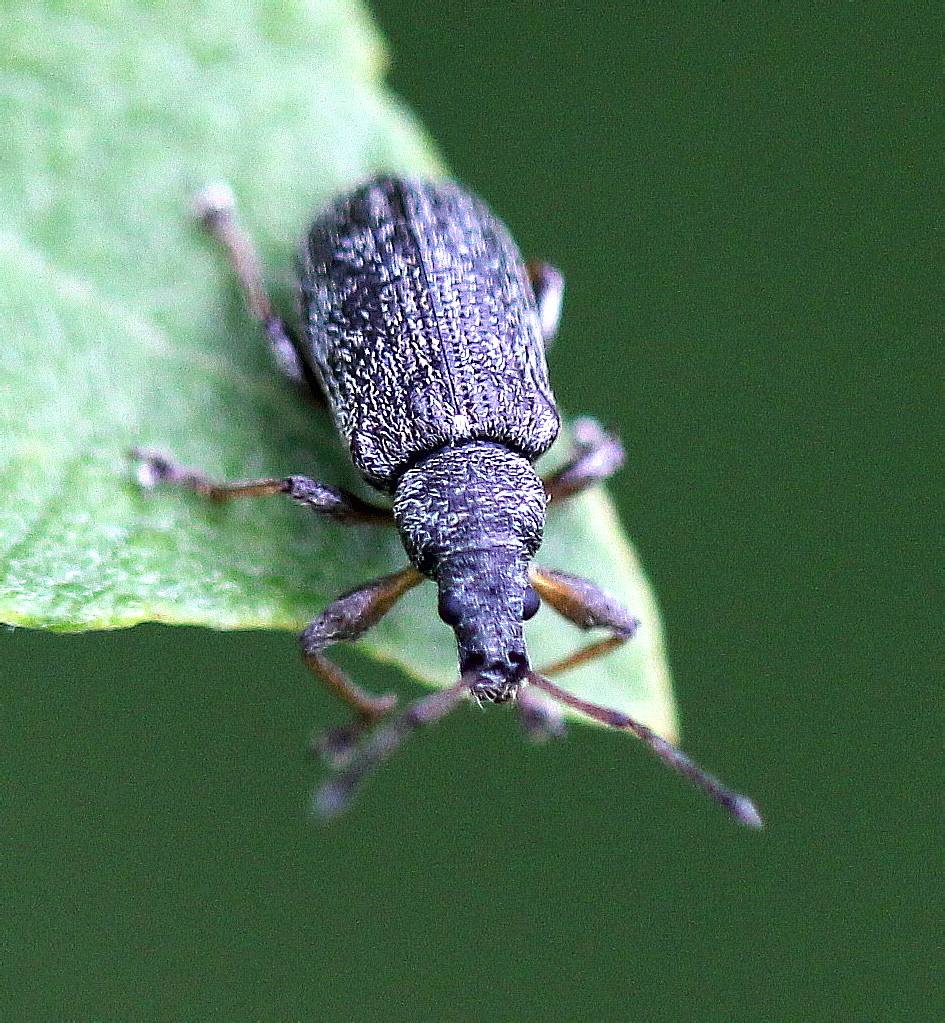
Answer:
[527,261,565,347]
[193,182,319,393]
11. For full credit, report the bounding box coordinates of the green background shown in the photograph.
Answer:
[3,1,940,1019]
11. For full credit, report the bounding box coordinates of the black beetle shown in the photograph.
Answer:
[134,176,760,826]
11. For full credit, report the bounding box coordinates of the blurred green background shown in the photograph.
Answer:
[3,1,940,1019]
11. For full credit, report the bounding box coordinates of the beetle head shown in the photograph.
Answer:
[392,441,547,702]
[435,549,541,703]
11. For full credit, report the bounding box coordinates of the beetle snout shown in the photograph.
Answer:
[465,651,528,704]
[469,675,518,704]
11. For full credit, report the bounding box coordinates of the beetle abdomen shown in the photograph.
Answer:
[300,177,560,492]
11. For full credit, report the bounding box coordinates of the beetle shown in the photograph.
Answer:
[134,176,761,826]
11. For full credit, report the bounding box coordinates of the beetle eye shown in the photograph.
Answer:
[522,585,541,621]
[437,591,464,627]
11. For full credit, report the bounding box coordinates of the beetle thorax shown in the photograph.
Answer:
[393,441,545,573]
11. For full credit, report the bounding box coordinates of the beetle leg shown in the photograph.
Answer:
[527,564,639,676]
[131,449,394,525]
[315,678,472,818]
[526,566,762,827]
[542,417,625,503]
[515,684,567,743]
[192,182,316,390]
[527,672,762,828]
[300,567,425,764]
[527,261,564,346]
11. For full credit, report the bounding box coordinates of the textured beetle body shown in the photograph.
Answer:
[135,176,763,825]
[300,177,561,701]
[300,177,561,493]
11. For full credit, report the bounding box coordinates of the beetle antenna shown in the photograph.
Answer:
[314,677,472,819]
[527,672,763,828]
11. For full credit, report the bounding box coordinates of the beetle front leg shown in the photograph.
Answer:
[526,566,762,826]
[316,678,471,818]
[527,564,639,676]
[300,566,424,764]
[131,449,394,525]
[193,182,316,390]
[542,417,625,503]
[515,684,567,743]
[513,565,639,742]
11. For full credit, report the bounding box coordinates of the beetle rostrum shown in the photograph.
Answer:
[395,442,546,702]
[133,176,761,828]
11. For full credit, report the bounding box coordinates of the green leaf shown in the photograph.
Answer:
[0,0,677,738]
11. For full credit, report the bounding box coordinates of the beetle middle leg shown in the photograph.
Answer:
[542,417,625,503]
[132,446,417,756]
[131,449,394,524]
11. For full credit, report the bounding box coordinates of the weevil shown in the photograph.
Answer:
[134,176,761,826]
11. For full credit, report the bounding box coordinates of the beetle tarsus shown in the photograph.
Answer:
[527,260,565,346]
[129,447,230,498]
[313,718,375,770]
